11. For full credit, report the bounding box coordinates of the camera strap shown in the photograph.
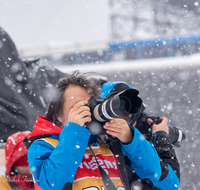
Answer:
[107,137,129,190]
[88,145,117,190]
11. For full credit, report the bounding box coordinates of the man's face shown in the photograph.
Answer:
[58,85,92,127]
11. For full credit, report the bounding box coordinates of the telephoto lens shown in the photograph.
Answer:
[168,123,186,147]
[93,88,143,122]
[85,89,144,135]
[133,113,186,147]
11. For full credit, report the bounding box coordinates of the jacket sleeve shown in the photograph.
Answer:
[28,122,91,190]
[151,131,180,189]
[121,128,180,190]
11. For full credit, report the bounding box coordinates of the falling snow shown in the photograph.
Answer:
[57,54,200,190]
[1,1,200,189]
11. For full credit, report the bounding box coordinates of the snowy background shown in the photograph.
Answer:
[1,54,199,189]
[1,0,200,189]
[57,55,200,190]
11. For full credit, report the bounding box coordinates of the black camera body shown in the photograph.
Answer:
[86,88,185,147]
[86,95,107,135]
[134,113,185,147]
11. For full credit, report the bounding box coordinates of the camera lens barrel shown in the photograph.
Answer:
[177,129,185,142]
[92,89,143,122]
[93,97,122,122]
[168,125,185,145]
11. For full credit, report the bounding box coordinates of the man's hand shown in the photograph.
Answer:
[103,118,134,144]
[68,101,92,126]
[147,117,169,134]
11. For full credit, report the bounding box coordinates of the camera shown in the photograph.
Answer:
[86,88,185,147]
[86,88,144,135]
[133,113,186,147]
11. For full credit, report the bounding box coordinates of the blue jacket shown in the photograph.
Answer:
[25,117,179,190]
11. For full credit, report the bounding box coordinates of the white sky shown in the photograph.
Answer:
[0,0,109,50]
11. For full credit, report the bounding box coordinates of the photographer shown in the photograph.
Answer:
[23,71,180,190]
[100,81,180,189]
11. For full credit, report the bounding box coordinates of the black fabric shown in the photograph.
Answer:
[62,182,72,190]
[98,165,117,190]
[89,145,117,190]
[0,26,67,142]
[152,131,180,180]
[135,112,154,141]
[124,157,162,190]
[23,135,50,149]
[108,137,129,190]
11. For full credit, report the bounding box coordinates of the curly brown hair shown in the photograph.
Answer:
[46,70,100,126]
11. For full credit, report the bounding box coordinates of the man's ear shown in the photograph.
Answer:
[57,113,63,124]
